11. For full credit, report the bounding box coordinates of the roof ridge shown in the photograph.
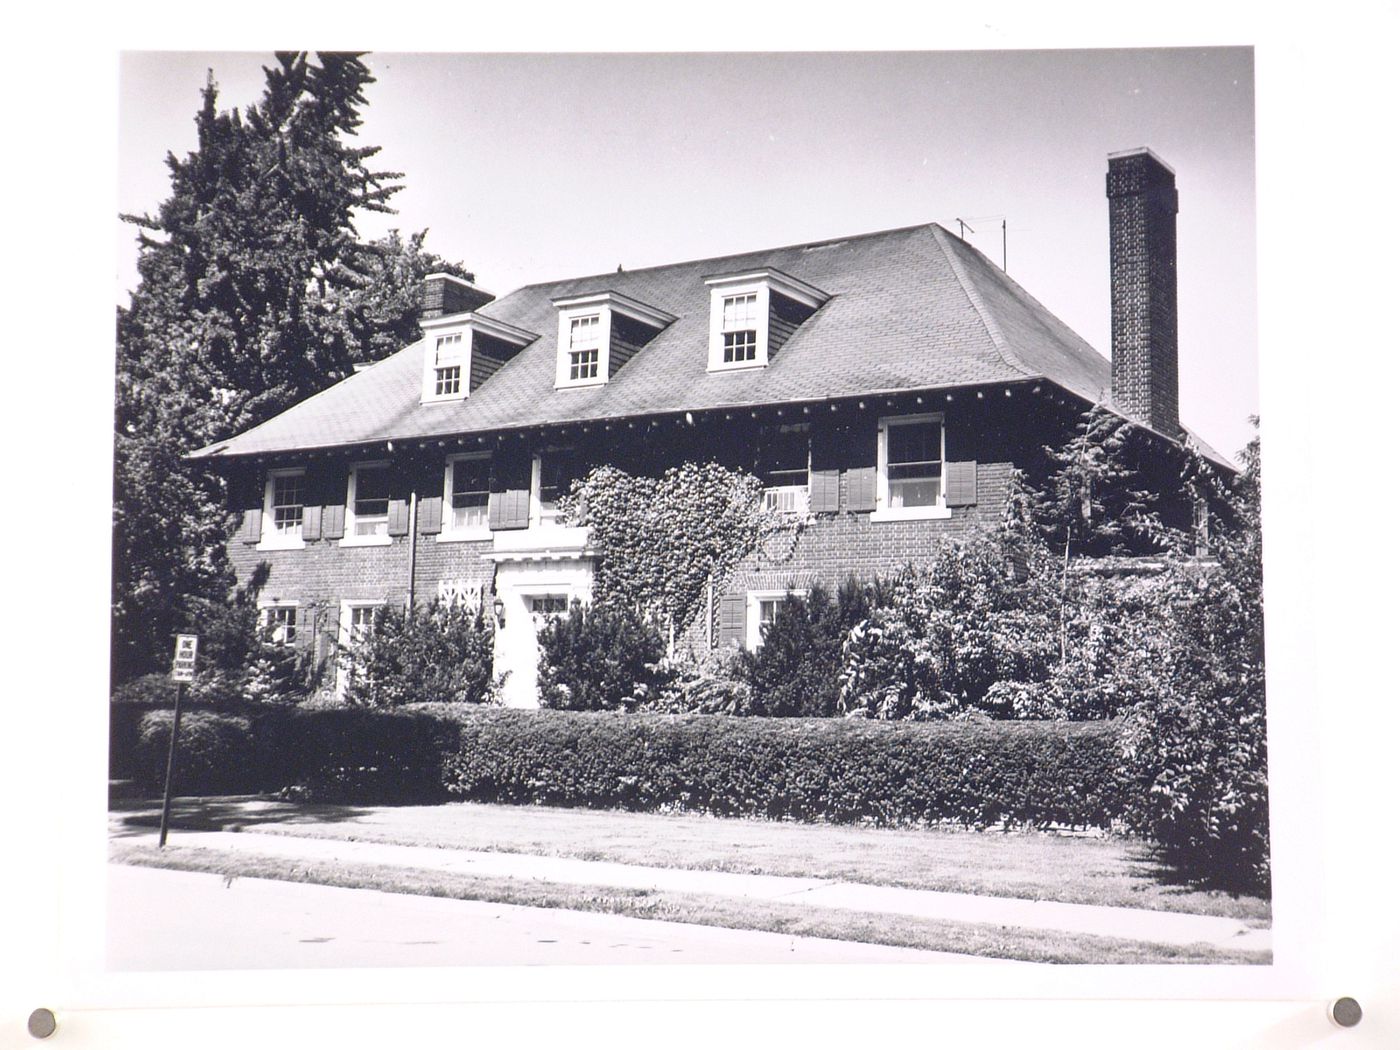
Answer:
[928,225,1033,380]
[508,221,944,293]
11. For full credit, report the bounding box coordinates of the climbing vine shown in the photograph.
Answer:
[559,461,798,634]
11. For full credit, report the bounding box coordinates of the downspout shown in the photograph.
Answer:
[407,490,419,610]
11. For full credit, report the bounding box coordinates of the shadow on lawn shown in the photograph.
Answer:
[108,796,374,839]
[1120,840,1271,907]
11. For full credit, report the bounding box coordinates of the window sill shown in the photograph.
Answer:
[869,505,953,523]
[706,360,767,373]
[257,537,305,552]
[339,534,393,548]
[421,393,469,405]
[437,528,493,543]
[554,378,607,390]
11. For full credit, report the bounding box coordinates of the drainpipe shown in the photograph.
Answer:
[407,490,419,610]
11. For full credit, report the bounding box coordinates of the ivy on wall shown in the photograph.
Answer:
[559,462,798,634]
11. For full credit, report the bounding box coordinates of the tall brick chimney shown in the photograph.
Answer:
[1106,148,1179,436]
[421,272,495,320]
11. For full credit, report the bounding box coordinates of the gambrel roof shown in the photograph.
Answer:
[191,222,1229,465]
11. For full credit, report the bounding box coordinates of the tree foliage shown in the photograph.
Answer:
[341,601,497,708]
[113,52,469,681]
[536,601,670,712]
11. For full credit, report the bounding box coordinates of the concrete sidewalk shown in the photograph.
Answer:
[142,828,1270,952]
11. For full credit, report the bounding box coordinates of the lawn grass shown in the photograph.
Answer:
[109,842,1269,966]
[110,797,1270,925]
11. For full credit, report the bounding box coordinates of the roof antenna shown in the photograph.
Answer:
[955,218,975,241]
[1002,219,1007,273]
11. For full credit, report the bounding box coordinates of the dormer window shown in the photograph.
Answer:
[420,313,537,404]
[432,333,464,396]
[704,269,829,372]
[553,292,676,389]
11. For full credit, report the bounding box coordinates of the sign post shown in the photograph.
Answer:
[158,634,198,848]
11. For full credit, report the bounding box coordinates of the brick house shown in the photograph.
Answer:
[191,148,1229,706]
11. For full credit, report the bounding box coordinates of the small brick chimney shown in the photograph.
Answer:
[421,272,494,319]
[1106,148,1180,436]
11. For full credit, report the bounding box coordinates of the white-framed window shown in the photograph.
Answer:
[873,414,952,522]
[259,468,306,550]
[337,599,384,694]
[704,269,828,373]
[529,594,569,619]
[441,452,492,540]
[567,315,601,381]
[758,424,810,515]
[432,332,464,396]
[746,588,803,651]
[258,603,298,646]
[531,450,576,527]
[721,293,759,364]
[343,461,392,545]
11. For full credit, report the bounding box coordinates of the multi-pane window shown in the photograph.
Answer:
[536,451,576,525]
[271,473,305,537]
[351,464,391,537]
[721,293,758,363]
[448,456,491,532]
[261,606,297,646]
[884,418,944,509]
[433,333,464,396]
[529,595,569,617]
[568,315,601,381]
[758,425,810,514]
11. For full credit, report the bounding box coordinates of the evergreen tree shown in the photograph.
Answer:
[113,52,469,682]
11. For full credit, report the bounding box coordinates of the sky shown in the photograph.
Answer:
[116,48,1257,460]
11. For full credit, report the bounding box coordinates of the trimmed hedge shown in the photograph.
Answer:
[442,709,1129,829]
[115,703,1128,829]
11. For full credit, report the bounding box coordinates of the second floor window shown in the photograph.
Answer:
[433,333,464,396]
[721,293,758,363]
[535,450,576,526]
[758,424,810,514]
[270,472,304,537]
[568,315,601,381]
[448,455,491,532]
[350,464,391,537]
[884,417,943,509]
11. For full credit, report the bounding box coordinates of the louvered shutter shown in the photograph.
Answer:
[717,594,747,648]
[322,503,345,540]
[387,499,410,536]
[240,507,262,544]
[321,469,347,540]
[488,489,531,530]
[845,466,877,512]
[418,495,443,535]
[301,504,323,541]
[808,469,839,512]
[944,461,978,507]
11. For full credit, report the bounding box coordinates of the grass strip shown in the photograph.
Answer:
[109,843,1270,966]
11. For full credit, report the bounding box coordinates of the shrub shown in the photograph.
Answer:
[838,534,1059,719]
[537,601,670,711]
[112,674,180,706]
[134,709,263,795]
[443,708,1129,829]
[642,647,755,715]
[742,579,882,717]
[341,600,496,707]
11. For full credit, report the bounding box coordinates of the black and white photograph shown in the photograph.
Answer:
[103,46,1267,970]
[4,13,1398,1047]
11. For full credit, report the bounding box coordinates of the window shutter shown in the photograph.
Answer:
[488,489,530,530]
[808,469,839,513]
[240,507,262,544]
[322,470,347,540]
[717,594,747,648]
[301,504,323,541]
[387,498,410,536]
[945,461,978,507]
[418,495,443,535]
[845,466,876,512]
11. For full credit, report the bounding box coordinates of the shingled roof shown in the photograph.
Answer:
[191,222,1229,465]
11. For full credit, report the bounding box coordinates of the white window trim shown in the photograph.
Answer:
[257,599,300,646]
[706,279,771,372]
[422,329,467,404]
[337,599,385,696]
[341,460,394,547]
[529,451,572,529]
[554,306,610,389]
[745,588,804,651]
[258,467,307,551]
[871,412,953,522]
[439,451,493,542]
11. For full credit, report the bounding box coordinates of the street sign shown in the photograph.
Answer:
[171,634,199,682]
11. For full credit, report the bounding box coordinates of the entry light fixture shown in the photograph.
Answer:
[492,595,506,627]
